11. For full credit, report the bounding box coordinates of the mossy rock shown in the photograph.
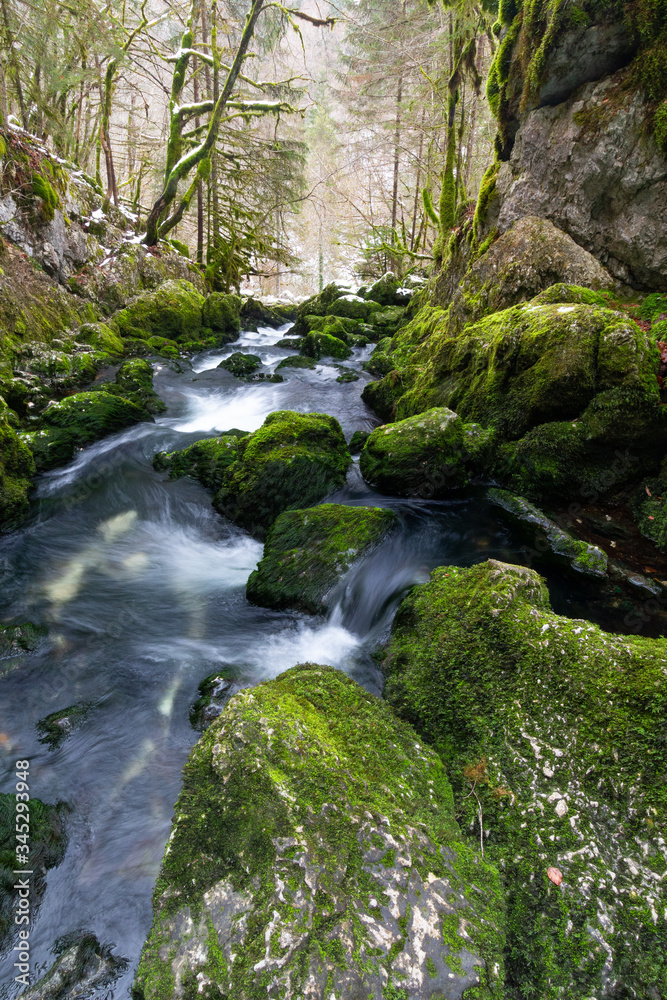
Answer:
[239,296,288,330]
[78,322,124,355]
[213,411,351,538]
[275,337,303,350]
[0,621,46,659]
[631,471,667,552]
[189,669,240,730]
[370,305,408,337]
[23,392,152,472]
[0,793,68,953]
[0,396,35,530]
[292,283,346,336]
[133,664,505,1000]
[306,314,362,342]
[488,488,607,576]
[336,371,360,383]
[300,332,351,361]
[366,272,405,307]
[385,558,667,998]
[530,283,611,308]
[360,408,494,497]
[113,280,205,342]
[37,703,92,749]
[246,504,397,614]
[153,432,248,493]
[23,932,127,1000]
[326,294,381,322]
[146,336,180,359]
[349,429,370,454]
[95,359,166,415]
[217,353,262,377]
[202,292,241,341]
[275,355,316,371]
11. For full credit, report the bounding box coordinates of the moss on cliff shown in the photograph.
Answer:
[385,558,667,998]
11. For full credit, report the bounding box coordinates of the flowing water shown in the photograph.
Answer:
[0,324,634,996]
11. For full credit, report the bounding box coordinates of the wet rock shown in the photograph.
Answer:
[384,558,667,997]
[217,352,262,377]
[359,408,493,497]
[94,358,166,415]
[348,429,370,454]
[239,296,294,330]
[300,331,351,361]
[112,279,205,342]
[133,664,505,1000]
[0,621,46,659]
[275,355,316,371]
[213,410,351,538]
[336,370,359,383]
[37,703,92,749]
[247,503,397,614]
[189,669,240,729]
[24,933,127,1000]
[153,431,249,493]
[275,337,303,350]
[488,488,608,577]
[23,392,153,472]
[0,793,68,952]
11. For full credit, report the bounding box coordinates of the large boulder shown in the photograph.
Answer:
[0,396,35,530]
[133,664,505,1000]
[112,279,205,342]
[360,408,493,497]
[94,359,165,414]
[153,432,248,492]
[384,559,667,997]
[213,411,351,538]
[23,392,152,471]
[202,292,241,341]
[300,331,351,360]
[246,503,397,613]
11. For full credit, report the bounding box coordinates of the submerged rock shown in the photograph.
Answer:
[153,431,248,493]
[23,392,152,472]
[0,621,46,658]
[384,559,667,997]
[112,279,205,342]
[213,410,351,537]
[24,933,127,1000]
[217,352,262,377]
[246,503,397,614]
[276,354,317,370]
[360,408,493,497]
[189,668,241,729]
[0,793,68,952]
[37,703,92,749]
[488,488,608,577]
[133,664,505,1000]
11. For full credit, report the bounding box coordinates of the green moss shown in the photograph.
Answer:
[327,296,381,323]
[0,395,35,529]
[31,171,60,222]
[153,432,248,493]
[23,392,152,472]
[639,292,667,321]
[1,793,68,952]
[384,558,667,997]
[246,504,397,614]
[202,293,241,341]
[530,284,611,307]
[37,703,92,749]
[113,280,205,342]
[301,332,352,361]
[349,430,370,454]
[217,352,262,377]
[94,359,166,415]
[360,408,494,497]
[276,355,317,371]
[213,411,351,538]
[133,664,505,1000]
[0,621,45,660]
[78,322,124,355]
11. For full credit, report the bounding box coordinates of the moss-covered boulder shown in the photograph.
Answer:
[385,559,667,998]
[366,272,407,307]
[133,664,505,1000]
[24,392,152,471]
[112,279,205,342]
[189,669,240,730]
[326,294,381,322]
[349,429,370,454]
[37,703,92,749]
[153,432,248,492]
[275,354,316,371]
[0,396,35,530]
[213,411,351,537]
[370,304,408,337]
[77,321,124,355]
[202,292,241,341]
[239,296,292,331]
[488,488,607,576]
[292,283,345,336]
[217,352,261,377]
[95,359,165,415]
[1,793,68,952]
[360,408,493,497]
[305,314,362,342]
[0,621,45,659]
[300,331,351,360]
[246,504,397,614]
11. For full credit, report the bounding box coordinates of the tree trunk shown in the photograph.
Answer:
[391,71,403,232]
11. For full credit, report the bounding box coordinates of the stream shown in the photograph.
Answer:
[0,323,634,996]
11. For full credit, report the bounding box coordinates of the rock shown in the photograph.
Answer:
[306,314,362,342]
[631,471,667,552]
[0,793,68,952]
[153,432,248,493]
[441,217,614,332]
[300,331,351,360]
[336,371,359,383]
[213,410,351,538]
[275,337,303,350]
[488,488,608,576]
[77,321,124,355]
[239,296,292,330]
[360,408,493,497]
[23,392,153,472]
[246,504,397,614]
[370,305,409,337]
[190,669,241,729]
[366,271,411,307]
[95,359,166,415]
[326,294,381,322]
[275,355,317,370]
[133,664,505,1000]
[23,933,127,1000]
[112,279,205,342]
[0,621,45,658]
[217,352,262,377]
[0,395,35,529]
[348,429,370,454]
[202,292,241,341]
[384,558,667,997]
[37,703,92,749]
[292,282,346,336]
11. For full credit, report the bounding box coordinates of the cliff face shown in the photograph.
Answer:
[483,0,667,290]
